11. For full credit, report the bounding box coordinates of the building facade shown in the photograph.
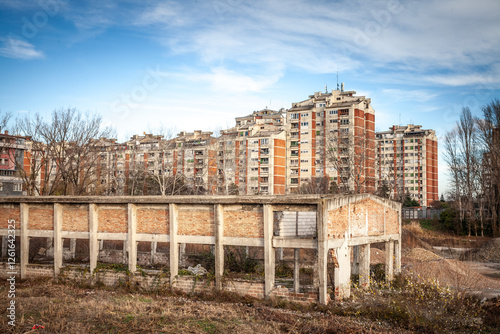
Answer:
[376,124,438,206]
[286,86,376,194]
[0,131,27,196]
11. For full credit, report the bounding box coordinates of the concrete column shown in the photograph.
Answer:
[179,243,186,267]
[394,239,401,275]
[359,244,370,289]
[122,241,128,264]
[333,240,351,300]
[214,204,224,290]
[169,203,179,286]
[351,245,360,275]
[128,204,137,273]
[89,204,99,274]
[317,200,329,305]
[294,248,300,293]
[20,203,29,279]
[69,238,76,260]
[99,239,104,250]
[263,204,275,297]
[53,203,63,276]
[385,240,394,281]
[150,241,157,265]
[277,247,283,261]
[46,238,52,249]
[1,236,7,258]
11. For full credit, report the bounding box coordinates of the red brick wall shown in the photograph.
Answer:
[137,207,169,234]
[178,206,214,236]
[224,205,263,238]
[98,205,127,233]
[29,205,54,230]
[0,204,20,228]
[62,205,89,232]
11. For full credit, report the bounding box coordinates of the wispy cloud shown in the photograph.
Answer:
[381,89,438,102]
[0,38,44,59]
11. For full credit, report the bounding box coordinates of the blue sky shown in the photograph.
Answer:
[1,0,500,196]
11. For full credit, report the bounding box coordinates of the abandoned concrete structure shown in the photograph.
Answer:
[0,194,401,304]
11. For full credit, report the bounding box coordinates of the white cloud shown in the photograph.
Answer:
[381,89,438,102]
[0,38,44,59]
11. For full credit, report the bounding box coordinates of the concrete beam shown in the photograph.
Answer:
[177,235,214,245]
[53,203,63,276]
[359,244,370,289]
[385,240,394,281]
[214,204,224,290]
[223,237,263,247]
[89,204,98,274]
[169,203,179,286]
[317,200,328,305]
[128,204,137,273]
[273,238,317,249]
[20,203,29,279]
[263,204,275,297]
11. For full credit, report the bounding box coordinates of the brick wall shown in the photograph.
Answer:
[29,204,54,230]
[137,206,169,234]
[224,205,263,238]
[98,205,127,233]
[0,204,20,228]
[178,205,214,236]
[62,204,89,232]
[328,198,399,238]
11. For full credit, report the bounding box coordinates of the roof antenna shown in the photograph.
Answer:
[325,84,328,93]
[336,71,339,90]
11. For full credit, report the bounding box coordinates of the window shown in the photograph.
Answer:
[300,169,308,172]
[301,113,309,117]
[300,122,309,127]
[290,113,299,120]
[329,110,338,115]
[340,119,349,125]
[260,139,268,145]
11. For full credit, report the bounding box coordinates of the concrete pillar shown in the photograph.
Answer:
[128,204,137,273]
[46,238,52,249]
[150,241,157,265]
[99,239,104,250]
[69,238,76,260]
[53,203,63,276]
[317,200,328,305]
[277,247,283,261]
[359,244,370,289]
[263,204,275,297]
[294,248,300,293]
[179,243,186,267]
[89,204,99,274]
[385,240,394,281]
[122,241,128,264]
[333,240,351,300]
[394,239,401,275]
[1,236,7,258]
[214,204,224,290]
[169,203,179,286]
[351,245,360,275]
[20,203,29,279]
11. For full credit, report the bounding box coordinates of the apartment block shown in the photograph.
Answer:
[219,109,286,195]
[0,131,27,196]
[376,124,438,206]
[286,86,375,194]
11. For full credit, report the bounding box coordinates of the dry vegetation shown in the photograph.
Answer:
[2,223,500,333]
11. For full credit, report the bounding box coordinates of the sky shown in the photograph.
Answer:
[1,0,500,196]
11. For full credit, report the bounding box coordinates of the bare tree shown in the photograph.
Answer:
[0,110,11,133]
[13,108,113,196]
[325,130,375,194]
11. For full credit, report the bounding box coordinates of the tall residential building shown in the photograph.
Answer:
[219,109,286,195]
[286,86,375,194]
[375,124,438,206]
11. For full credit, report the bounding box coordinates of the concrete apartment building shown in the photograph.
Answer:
[219,109,287,195]
[0,131,27,196]
[286,86,376,194]
[375,124,438,206]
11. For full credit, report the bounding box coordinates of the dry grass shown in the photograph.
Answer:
[0,277,404,334]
